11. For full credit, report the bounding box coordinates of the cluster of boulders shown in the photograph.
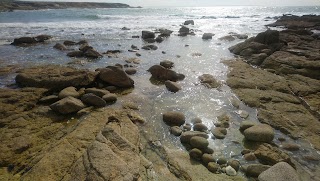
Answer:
[141,29,172,43]
[11,35,52,46]
[53,40,103,59]
[14,63,137,115]
[148,60,185,93]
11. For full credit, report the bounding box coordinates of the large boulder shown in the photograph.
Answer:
[179,26,190,36]
[98,66,134,88]
[258,162,300,181]
[15,65,98,90]
[163,111,185,126]
[142,31,155,39]
[50,96,86,114]
[254,30,280,45]
[148,65,185,82]
[243,124,274,142]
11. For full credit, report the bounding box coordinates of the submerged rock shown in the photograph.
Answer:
[142,44,158,50]
[50,96,86,114]
[53,43,67,51]
[202,33,214,40]
[198,74,220,88]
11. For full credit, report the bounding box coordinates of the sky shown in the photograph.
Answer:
[20,0,320,7]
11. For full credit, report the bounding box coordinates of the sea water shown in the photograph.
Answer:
[0,6,320,180]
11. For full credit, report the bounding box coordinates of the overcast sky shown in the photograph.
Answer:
[21,0,320,7]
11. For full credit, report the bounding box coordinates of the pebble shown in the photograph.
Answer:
[190,136,209,149]
[282,143,300,151]
[193,123,208,132]
[217,157,227,165]
[183,123,192,131]
[189,148,203,160]
[202,154,216,165]
[228,160,240,171]
[239,110,249,118]
[191,117,202,124]
[207,162,220,173]
[226,166,237,176]
[170,126,183,136]
[244,153,257,161]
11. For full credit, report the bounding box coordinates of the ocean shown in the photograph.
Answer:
[0,6,320,179]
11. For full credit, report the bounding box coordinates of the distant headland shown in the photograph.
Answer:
[0,1,135,12]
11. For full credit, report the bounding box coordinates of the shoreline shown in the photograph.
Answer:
[0,12,320,180]
[0,1,134,12]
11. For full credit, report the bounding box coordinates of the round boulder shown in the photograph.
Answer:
[207,162,220,173]
[58,86,80,99]
[226,166,237,176]
[243,124,274,142]
[202,153,215,165]
[163,111,185,126]
[193,123,208,132]
[258,162,300,181]
[170,126,183,136]
[81,93,106,107]
[190,136,209,149]
[189,148,203,160]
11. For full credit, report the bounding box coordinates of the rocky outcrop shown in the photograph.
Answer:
[267,14,320,30]
[98,66,134,88]
[11,35,52,46]
[226,15,320,150]
[15,65,98,90]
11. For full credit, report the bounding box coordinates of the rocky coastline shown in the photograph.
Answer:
[0,15,320,181]
[0,1,132,12]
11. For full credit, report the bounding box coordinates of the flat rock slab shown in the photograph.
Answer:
[15,65,98,90]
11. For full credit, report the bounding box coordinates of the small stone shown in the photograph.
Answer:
[217,157,227,165]
[180,131,209,144]
[50,96,86,114]
[193,123,208,132]
[81,93,106,107]
[190,136,209,149]
[136,53,141,57]
[122,102,139,110]
[163,111,185,126]
[239,110,249,118]
[230,97,240,108]
[84,88,110,98]
[170,126,183,136]
[58,87,80,99]
[102,93,117,103]
[239,121,257,133]
[202,154,215,165]
[217,113,230,122]
[165,80,181,93]
[207,162,220,173]
[203,147,214,154]
[245,164,271,177]
[160,60,174,69]
[278,137,286,142]
[183,124,192,131]
[241,149,252,155]
[39,95,59,103]
[282,143,300,151]
[125,68,137,75]
[189,148,203,160]
[202,33,214,40]
[211,127,227,139]
[226,166,237,176]
[191,117,202,124]
[244,153,257,161]
[228,160,240,171]
[303,155,320,162]
[77,106,94,116]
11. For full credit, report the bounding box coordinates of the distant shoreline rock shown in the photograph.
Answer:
[0,1,134,12]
